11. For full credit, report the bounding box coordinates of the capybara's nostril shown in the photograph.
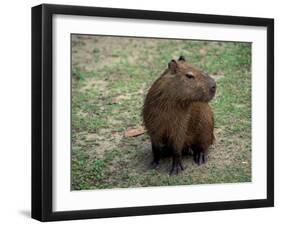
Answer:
[211,84,216,92]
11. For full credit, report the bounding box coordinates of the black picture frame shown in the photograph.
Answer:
[32,3,274,222]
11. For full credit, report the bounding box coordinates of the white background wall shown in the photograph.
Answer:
[0,0,279,225]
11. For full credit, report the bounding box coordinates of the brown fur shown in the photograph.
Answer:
[142,56,216,175]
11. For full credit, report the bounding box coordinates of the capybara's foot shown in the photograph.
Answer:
[150,160,160,169]
[194,151,206,166]
[169,159,184,175]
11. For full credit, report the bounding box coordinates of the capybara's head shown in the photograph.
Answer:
[161,56,216,103]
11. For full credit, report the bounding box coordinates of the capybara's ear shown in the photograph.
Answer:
[178,56,186,61]
[168,59,178,73]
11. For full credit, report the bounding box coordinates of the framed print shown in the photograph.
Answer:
[31,4,274,222]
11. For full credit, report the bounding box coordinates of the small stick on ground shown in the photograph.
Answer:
[125,127,146,137]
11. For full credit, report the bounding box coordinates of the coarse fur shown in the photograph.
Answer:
[142,56,216,175]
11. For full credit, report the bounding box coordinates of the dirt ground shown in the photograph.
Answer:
[71,34,252,190]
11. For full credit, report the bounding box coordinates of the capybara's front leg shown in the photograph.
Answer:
[192,145,206,166]
[169,152,184,175]
[194,151,205,165]
[150,143,161,169]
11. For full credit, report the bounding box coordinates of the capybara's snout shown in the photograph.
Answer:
[206,75,216,100]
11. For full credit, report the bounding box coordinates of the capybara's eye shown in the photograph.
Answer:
[185,73,195,79]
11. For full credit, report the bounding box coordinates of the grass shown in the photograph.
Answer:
[71,35,251,190]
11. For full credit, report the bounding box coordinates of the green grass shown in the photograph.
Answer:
[71,35,251,190]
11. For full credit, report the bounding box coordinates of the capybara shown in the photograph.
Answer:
[142,56,216,175]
